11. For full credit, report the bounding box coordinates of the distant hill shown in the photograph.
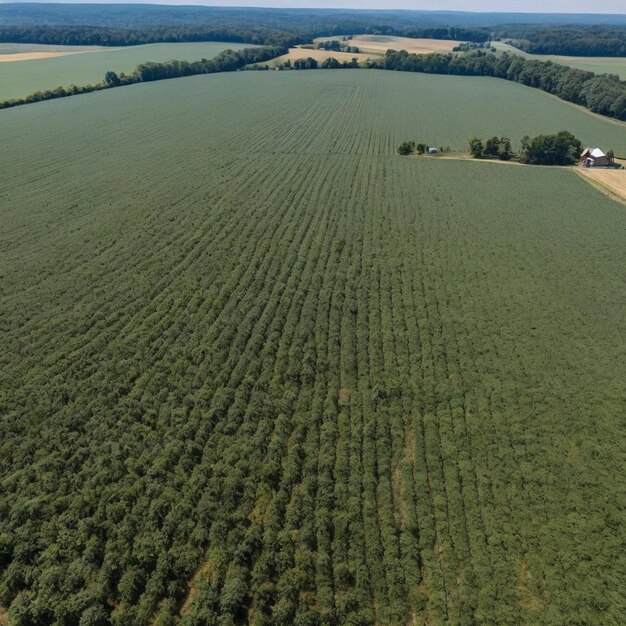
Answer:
[1,4,626,28]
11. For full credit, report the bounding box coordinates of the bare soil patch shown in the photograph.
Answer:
[0,51,90,63]
[577,167,626,204]
[338,387,356,406]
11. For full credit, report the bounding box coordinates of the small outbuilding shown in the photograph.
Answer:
[428,147,438,155]
[580,147,609,167]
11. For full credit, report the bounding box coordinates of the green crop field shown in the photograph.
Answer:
[4,70,624,153]
[1,70,625,626]
[0,41,254,101]
[0,43,107,54]
[492,41,626,79]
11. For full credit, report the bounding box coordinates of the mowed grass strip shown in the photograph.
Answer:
[0,70,625,625]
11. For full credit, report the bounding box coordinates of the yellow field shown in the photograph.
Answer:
[0,43,104,63]
[313,35,458,56]
[265,47,373,67]
[0,51,89,62]
[577,167,626,203]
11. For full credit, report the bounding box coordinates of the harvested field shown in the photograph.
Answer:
[314,34,459,56]
[0,41,254,101]
[577,167,626,203]
[0,51,89,62]
[266,46,372,66]
[0,43,106,63]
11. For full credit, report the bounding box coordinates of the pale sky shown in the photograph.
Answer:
[3,0,625,14]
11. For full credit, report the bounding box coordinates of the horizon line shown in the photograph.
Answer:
[3,2,626,17]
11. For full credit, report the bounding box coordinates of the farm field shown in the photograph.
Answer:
[265,47,372,67]
[1,69,626,625]
[270,35,460,68]
[0,42,108,61]
[3,69,622,153]
[492,41,626,79]
[0,41,254,100]
[313,35,459,55]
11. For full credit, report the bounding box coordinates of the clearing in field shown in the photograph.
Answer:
[1,68,625,626]
[314,34,459,55]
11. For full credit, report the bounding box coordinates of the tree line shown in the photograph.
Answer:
[0,5,494,49]
[372,49,626,121]
[263,56,361,71]
[0,46,285,110]
[0,25,302,49]
[399,131,617,167]
[317,40,360,54]
[0,24,491,49]
[498,25,626,57]
[468,131,583,165]
[4,46,626,123]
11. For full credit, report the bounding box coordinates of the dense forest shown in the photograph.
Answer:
[499,26,626,57]
[373,50,626,121]
[0,25,302,49]
[1,5,626,55]
[0,6,489,47]
[0,24,489,49]
[4,5,624,29]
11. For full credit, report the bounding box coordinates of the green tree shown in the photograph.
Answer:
[397,141,415,156]
[519,131,582,165]
[484,136,501,158]
[468,137,484,158]
[8,593,34,626]
[79,606,109,626]
[499,137,513,161]
[104,71,121,86]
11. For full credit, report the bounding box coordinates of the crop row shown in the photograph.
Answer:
[1,82,625,626]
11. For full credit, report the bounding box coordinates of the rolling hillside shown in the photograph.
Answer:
[1,70,625,625]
